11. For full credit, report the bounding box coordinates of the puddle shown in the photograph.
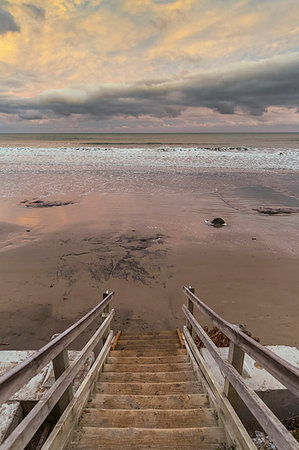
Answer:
[218,185,299,213]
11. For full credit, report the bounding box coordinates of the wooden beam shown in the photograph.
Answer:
[183,286,299,398]
[41,332,113,450]
[183,327,255,450]
[0,312,114,450]
[186,286,194,337]
[182,306,299,450]
[102,291,110,347]
[52,349,74,419]
[224,339,245,410]
[0,292,114,406]
[111,331,121,351]
[176,328,185,348]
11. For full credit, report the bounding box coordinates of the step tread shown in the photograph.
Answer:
[99,371,196,383]
[118,335,179,341]
[117,338,180,344]
[107,355,190,364]
[95,381,203,395]
[70,426,226,449]
[120,331,177,337]
[110,349,187,357]
[103,363,192,372]
[80,408,218,428]
[89,393,210,409]
[116,344,182,350]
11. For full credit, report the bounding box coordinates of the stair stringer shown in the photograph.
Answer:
[183,331,255,450]
[41,332,114,450]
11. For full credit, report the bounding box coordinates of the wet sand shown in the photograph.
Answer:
[0,186,299,350]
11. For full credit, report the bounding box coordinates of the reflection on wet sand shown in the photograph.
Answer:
[0,181,299,350]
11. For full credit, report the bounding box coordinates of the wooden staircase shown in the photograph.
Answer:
[69,331,227,449]
[1,289,298,450]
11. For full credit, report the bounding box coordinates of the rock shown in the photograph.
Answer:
[253,207,299,215]
[21,200,75,208]
[210,217,226,227]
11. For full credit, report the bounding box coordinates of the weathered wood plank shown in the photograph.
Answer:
[183,286,299,398]
[176,328,185,348]
[89,393,209,409]
[98,370,196,383]
[95,381,203,395]
[52,349,74,419]
[79,407,217,428]
[186,286,194,336]
[0,314,114,450]
[0,292,114,406]
[111,331,121,350]
[224,339,245,410]
[41,332,113,450]
[182,307,299,450]
[69,426,226,449]
[184,326,255,450]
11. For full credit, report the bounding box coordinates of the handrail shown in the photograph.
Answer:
[183,318,299,450]
[0,313,115,450]
[0,291,114,406]
[183,286,299,398]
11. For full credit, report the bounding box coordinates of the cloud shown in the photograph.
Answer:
[0,53,298,123]
[0,3,20,34]
[22,3,45,20]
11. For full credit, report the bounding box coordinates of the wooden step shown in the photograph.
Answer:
[79,408,218,428]
[95,381,203,395]
[70,426,226,449]
[107,355,190,364]
[117,337,179,345]
[116,341,181,349]
[89,393,210,409]
[103,363,192,372]
[120,331,177,337]
[119,334,178,341]
[99,371,196,383]
[110,349,187,357]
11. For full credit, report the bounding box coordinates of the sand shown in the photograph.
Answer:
[0,185,298,350]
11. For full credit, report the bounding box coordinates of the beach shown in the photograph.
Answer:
[0,134,299,349]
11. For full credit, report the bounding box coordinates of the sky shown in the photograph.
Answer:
[0,0,298,132]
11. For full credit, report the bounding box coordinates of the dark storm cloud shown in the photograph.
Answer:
[23,3,45,19]
[0,3,20,34]
[0,54,298,121]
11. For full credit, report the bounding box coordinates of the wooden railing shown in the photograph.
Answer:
[183,286,299,450]
[0,291,114,450]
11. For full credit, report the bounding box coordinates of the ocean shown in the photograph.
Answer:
[0,133,298,197]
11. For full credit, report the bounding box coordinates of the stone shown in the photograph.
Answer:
[210,217,226,227]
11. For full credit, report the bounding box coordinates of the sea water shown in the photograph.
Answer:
[0,133,298,197]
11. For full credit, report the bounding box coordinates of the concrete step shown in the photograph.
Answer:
[99,371,196,383]
[107,355,190,364]
[89,393,210,409]
[95,381,203,395]
[80,408,218,428]
[110,349,187,357]
[103,363,192,372]
[70,426,226,449]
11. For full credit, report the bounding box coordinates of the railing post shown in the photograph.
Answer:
[186,286,194,337]
[51,334,74,420]
[224,329,245,410]
[102,290,110,346]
